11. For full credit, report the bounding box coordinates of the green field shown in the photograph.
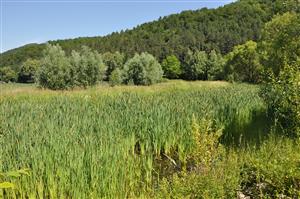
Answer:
[1,81,299,198]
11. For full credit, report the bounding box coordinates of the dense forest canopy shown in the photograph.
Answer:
[1,0,299,68]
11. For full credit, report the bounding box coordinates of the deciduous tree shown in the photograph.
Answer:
[161,55,182,79]
[123,53,163,85]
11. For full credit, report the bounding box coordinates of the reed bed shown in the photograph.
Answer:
[0,81,265,198]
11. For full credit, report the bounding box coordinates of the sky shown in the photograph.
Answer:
[1,0,235,53]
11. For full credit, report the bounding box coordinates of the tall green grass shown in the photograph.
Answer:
[0,81,266,198]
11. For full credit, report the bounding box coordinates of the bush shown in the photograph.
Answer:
[155,119,240,198]
[260,13,300,136]
[224,41,262,83]
[240,136,300,198]
[70,46,106,87]
[261,65,300,136]
[109,68,123,86]
[37,44,72,90]
[161,55,182,79]
[123,53,163,85]
[0,67,17,82]
[155,121,300,199]
[19,59,40,83]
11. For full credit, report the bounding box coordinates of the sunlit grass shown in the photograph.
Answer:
[1,80,265,198]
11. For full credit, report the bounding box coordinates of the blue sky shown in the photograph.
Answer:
[1,0,235,53]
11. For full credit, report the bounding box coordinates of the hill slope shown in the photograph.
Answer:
[1,0,299,68]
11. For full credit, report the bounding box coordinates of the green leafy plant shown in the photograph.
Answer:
[109,68,124,86]
[19,59,40,83]
[0,169,30,189]
[161,55,182,79]
[123,52,163,85]
[224,41,262,83]
[37,44,72,90]
[0,67,17,83]
[70,46,106,87]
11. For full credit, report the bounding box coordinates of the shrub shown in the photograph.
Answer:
[0,67,17,82]
[240,136,300,198]
[109,68,123,86]
[19,59,40,83]
[260,13,300,136]
[70,46,106,87]
[261,65,300,136]
[37,44,72,90]
[224,41,262,83]
[161,55,182,79]
[123,53,163,85]
[155,118,240,198]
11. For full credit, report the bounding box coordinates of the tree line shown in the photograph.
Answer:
[0,45,227,86]
[1,0,298,68]
[1,11,299,89]
[0,10,299,137]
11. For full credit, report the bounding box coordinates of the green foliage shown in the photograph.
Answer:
[183,50,208,80]
[156,119,239,199]
[37,44,72,90]
[109,68,124,86]
[70,46,106,87]
[1,0,286,68]
[260,12,300,75]
[240,136,300,198]
[183,50,225,81]
[0,43,45,67]
[156,135,300,199]
[207,50,225,80]
[161,55,182,79]
[225,41,262,83]
[37,44,106,90]
[123,52,163,85]
[260,12,300,136]
[1,82,265,198]
[188,118,224,167]
[18,58,40,83]
[0,67,17,82]
[0,169,30,190]
[102,51,125,79]
[261,65,300,136]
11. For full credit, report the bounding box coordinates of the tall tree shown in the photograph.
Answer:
[123,53,163,85]
[0,67,17,82]
[37,44,72,90]
[70,46,106,87]
[260,12,300,136]
[224,41,262,83]
[102,52,125,80]
[1,0,285,67]
[260,12,300,75]
[161,55,182,79]
[183,50,208,80]
[19,59,40,83]
[207,50,225,80]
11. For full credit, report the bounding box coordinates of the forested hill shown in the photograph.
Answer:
[1,0,299,67]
